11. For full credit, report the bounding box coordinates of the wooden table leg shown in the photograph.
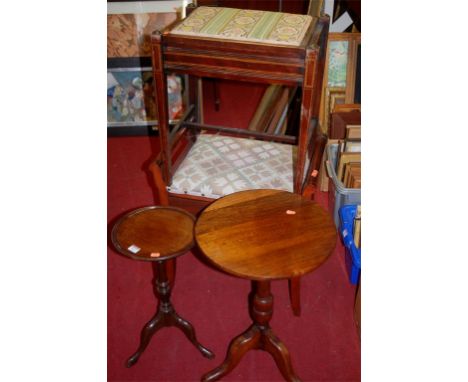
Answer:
[289,277,301,316]
[126,260,214,367]
[201,281,300,382]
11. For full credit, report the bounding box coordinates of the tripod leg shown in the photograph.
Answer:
[201,325,260,382]
[126,310,165,368]
[263,328,301,382]
[172,311,214,359]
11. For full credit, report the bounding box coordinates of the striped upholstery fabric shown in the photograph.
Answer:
[170,7,312,46]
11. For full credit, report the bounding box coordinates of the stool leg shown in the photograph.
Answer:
[151,30,171,183]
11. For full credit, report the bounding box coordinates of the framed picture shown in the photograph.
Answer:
[108,12,179,58]
[107,57,187,136]
[107,66,184,123]
[107,1,190,136]
[322,87,346,135]
[107,1,188,58]
[327,39,349,88]
[319,32,361,134]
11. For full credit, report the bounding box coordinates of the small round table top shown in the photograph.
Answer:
[195,189,337,281]
[111,206,195,261]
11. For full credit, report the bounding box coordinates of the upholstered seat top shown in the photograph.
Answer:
[168,134,296,199]
[170,6,313,46]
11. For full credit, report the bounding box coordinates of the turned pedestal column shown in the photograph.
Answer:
[195,190,337,381]
[111,206,214,367]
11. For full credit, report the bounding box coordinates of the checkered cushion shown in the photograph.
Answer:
[170,6,313,46]
[168,135,297,199]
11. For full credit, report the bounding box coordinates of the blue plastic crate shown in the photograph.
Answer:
[339,204,361,285]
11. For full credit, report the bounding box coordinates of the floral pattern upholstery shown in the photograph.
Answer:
[168,135,297,199]
[170,6,313,46]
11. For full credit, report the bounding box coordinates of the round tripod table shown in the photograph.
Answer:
[195,190,337,381]
[111,206,214,368]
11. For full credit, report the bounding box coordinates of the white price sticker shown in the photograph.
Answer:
[128,244,141,254]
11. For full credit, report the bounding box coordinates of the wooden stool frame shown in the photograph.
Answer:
[151,6,329,193]
[149,5,330,316]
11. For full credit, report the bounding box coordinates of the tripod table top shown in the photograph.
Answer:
[195,189,337,281]
[111,206,195,262]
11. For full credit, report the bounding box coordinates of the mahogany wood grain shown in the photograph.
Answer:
[288,277,301,316]
[146,170,176,286]
[195,189,336,281]
[150,7,329,316]
[149,163,170,206]
[196,189,336,381]
[111,206,214,367]
[202,280,300,382]
[151,31,171,183]
[112,206,195,262]
[148,125,327,315]
[150,14,329,189]
[183,121,297,144]
[125,261,214,367]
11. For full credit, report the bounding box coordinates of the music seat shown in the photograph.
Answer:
[149,4,330,316]
[170,7,313,46]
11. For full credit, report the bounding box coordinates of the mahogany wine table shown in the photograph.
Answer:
[195,189,337,381]
[111,206,214,368]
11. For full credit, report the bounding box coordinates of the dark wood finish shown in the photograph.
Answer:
[150,6,329,316]
[183,121,297,144]
[195,189,336,381]
[147,165,175,284]
[202,280,299,382]
[149,163,170,207]
[112,206,195,262]
[288,277,301,316]
[111,206,214,367]
[150,12,329,189]
[149,120,327,314]
[302,125,327,199]
[330,109,361,139]
[126,260,214,367]
[195,190,336,280]
[290,127,326,315]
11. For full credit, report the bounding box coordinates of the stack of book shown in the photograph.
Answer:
[319,104,361,192]
[334,108,361,189]
[335,141,361,188]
